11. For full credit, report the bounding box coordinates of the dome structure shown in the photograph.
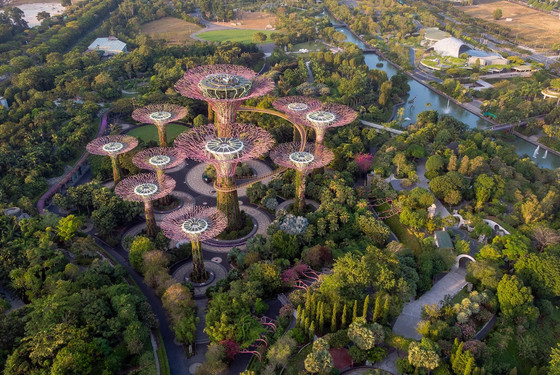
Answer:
[432,37,470,58]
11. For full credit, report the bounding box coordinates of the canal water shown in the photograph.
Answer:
[331,24,559,168]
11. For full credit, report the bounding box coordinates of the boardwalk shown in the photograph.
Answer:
[360,120,404,135]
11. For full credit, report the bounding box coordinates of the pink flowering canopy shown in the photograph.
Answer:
[270,142,334,172]
[160,206,227,242]
[174,123,274,168]
[115,173,176,202]
[132,147,187,171]
[132,103,188,125]
[174,64,274,103]
[272,96,323,118]
[86,135,138,156]
[354,153,374,173]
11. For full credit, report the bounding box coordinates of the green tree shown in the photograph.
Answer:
[56,215,82,242]
[129,236,155,272]
[408,338,441,373]
[492,8,502,19]
[347,317,384,350]
[496,275,539,321]
[362,294,370,320]
[252,32,268,43]
[550,343,560,375]
[304,338,334,375]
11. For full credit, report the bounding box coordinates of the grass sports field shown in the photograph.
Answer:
[127,124,188,144]
[140,17,203,45]
[196,29,276,44]
[460,0,560,48]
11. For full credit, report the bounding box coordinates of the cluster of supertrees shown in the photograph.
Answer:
[84,64,356,282]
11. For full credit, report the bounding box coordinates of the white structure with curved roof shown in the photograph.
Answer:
[432,37,470,58]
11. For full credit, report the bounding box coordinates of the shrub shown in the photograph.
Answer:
[290,327,307,344]
[396,357,415,374]
[349,345,368,364]
[329,329,350,348]
[368,346,387,363]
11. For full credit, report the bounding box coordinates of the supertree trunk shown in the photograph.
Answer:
[216,174,242,231]
[294,170,307,215]
[212,102,241,137]
[315,128,326,147]
[144,200,158,238]
[191,239,208,283]
[207,103,214,122]
[157,124,168,147]
[156,169,172,206]
[110,156,123,184]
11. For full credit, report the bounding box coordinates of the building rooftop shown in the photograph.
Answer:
[424,27,450,42]
[435,230,453,249]
[432,37,470,58]
[87,37,127,56]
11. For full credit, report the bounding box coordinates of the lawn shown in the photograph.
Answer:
[127,124,188,144]
[140,17,203,45]
[290,41,325,52]
[376,202,423,253]
[196,29,276,44]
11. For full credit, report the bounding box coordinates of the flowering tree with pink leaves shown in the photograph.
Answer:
[174,64,274,135]
[270,142,334,214]
[291,102,357,146]
[174,123,274,231]
[354,153,374,174]
[115,173,176,238]
[86,135,138,183]
[160,206,227,282]
[132,103,188,146]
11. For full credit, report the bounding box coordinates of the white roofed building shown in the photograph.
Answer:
[87,37,127,56]
[431,37,470,58]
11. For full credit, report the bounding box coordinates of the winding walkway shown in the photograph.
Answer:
[392,267,467,340]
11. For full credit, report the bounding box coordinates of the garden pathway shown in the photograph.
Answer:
[392,266,467,340]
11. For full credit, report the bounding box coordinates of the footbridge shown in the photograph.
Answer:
[488,115,545,132]
[359,119,404,135]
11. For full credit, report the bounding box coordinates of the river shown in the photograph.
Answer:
[331,24,560,168]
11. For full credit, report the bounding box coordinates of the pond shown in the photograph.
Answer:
[330,22,560,168]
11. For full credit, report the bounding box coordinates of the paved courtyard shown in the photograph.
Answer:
[392,266,467,340]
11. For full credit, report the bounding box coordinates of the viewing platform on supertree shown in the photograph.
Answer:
[174,64,274,136]
[272,96,323,119]
[115,173,176,238]
[132,103,188,147]
[161,206,227,283]
[270,143,334,215]
[86,135,138,184]
[174,123,274,231]
[292,103,357,146]
[132,147,186,206]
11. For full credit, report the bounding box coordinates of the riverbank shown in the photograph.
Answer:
[512,130,560,158]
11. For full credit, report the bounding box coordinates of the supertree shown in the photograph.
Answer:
[174,123,274,231]
[132,147,186,206]
[272,96,323,118]
[174,64,274,136]
[293,103,357,146]
[161,206,226,282]
[86,135,138,183]
[131,103,188,147]
[115,173,176,238]
[270,142,334,215]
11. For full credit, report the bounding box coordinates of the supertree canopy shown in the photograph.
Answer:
[132,147,186,206]
[132,103,188,147]
[174,123,274,231]
[174,64,274,135]
[272,96,323,118]
[115,173,176,238]
[161,206,226,282]
[293,103,357,146]
[270,142,334,215]
[86,135,138,183]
